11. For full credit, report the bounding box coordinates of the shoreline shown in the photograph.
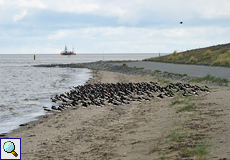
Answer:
[0,68,93,136]
[3,63,230,159]
[0,70,96,137]
[33,61,192,81]
[35,61,230,85]
[0,68,191,138]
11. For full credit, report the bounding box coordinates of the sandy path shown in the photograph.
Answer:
[4,70,230,160]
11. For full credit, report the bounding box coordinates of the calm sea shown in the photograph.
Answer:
[0,53,158,134]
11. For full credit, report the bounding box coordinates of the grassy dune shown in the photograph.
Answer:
[143,43,230,67]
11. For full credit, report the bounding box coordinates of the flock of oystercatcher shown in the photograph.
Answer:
[43,82,210,112]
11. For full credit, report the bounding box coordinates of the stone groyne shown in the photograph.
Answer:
[34,61,192,82]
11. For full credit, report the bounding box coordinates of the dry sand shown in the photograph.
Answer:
[4,70,230,160]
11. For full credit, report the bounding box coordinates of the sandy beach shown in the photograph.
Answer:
[3,69,230,160]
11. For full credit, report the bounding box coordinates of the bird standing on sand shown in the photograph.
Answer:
[44,82,210,112]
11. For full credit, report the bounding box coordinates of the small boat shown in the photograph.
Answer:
[60,45,76,55]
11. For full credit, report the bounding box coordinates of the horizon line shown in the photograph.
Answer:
[0,53,171,55]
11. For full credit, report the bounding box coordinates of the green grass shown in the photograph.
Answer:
[167,90,173,94]
[179,148,195,157]
[154,70,161,73]
[195,140,209,159]
[189,74,229,83]
[171,100,184,105]
[177,103,195,112]
[154,77,171,85]
[178,141,209,158]
[167,131,185,142]
[166,131,209,158]
[212,50,230,65]
[163,71,187,77]
[159,156,166,160]
[133,66,144,70]
[143,43,230,66]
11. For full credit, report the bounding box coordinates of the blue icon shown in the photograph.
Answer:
[3,141,18,157]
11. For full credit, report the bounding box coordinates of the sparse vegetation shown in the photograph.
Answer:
[189,56,197,63]
[177,103,195,112]
[178,54,183,60]
[203,49,212,56]
[173,50,177,56]
[149,147,160,154]
[163,71,187,77]
[168,55,174,61]
[150,87,212,160]
[154,70,161,73]
[212,50,230,65]
[179,148,195,157]
[133,66,144,70]
[150,97,211,159]
[189,74,229,83]
[167,131,185,142]
[178,144,209,158]
[195,140,209,159]
[143,43,230,67]
[154,77,171,85]
[171,100,184,105]
[122,63,128,67]
[133,66,146,70]
[149,133,164,154]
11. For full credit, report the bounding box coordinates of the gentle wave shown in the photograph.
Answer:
[0,53,156,134]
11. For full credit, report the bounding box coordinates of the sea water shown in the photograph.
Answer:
[0,53,157,134]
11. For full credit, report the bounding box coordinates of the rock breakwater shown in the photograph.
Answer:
[34,61,192,82]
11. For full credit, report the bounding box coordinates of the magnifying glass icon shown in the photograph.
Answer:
[3,141,18,157]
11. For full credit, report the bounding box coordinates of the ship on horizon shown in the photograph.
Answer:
[60,45,76,55]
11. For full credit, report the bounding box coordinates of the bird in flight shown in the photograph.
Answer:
[180,22,183,24]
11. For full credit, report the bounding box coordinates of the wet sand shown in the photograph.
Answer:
[4,70,230,160]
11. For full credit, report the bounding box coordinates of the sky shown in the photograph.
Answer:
[0,0,230,54]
